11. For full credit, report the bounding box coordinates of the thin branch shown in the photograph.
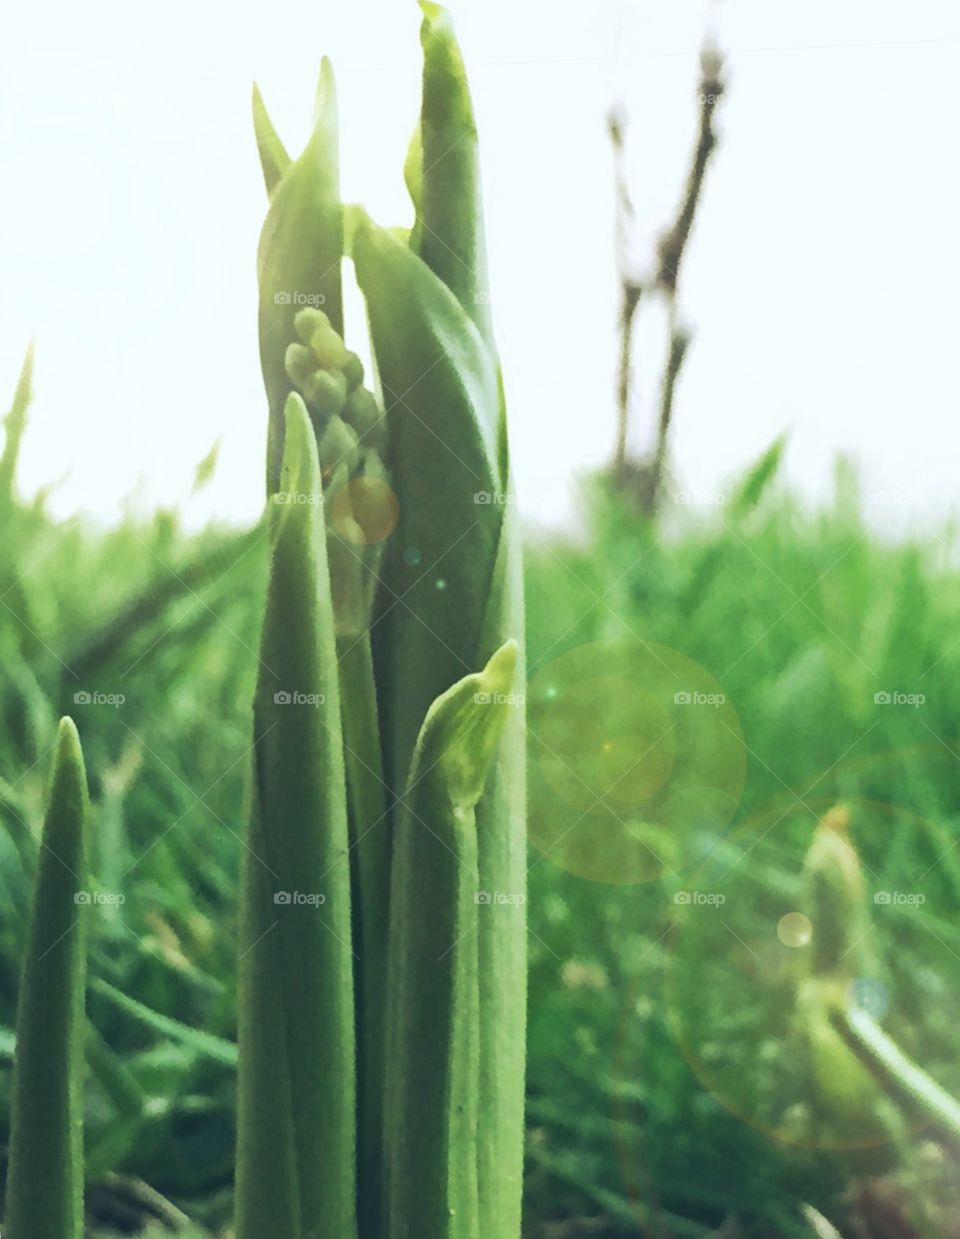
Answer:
[608,104,645,476]
[655,44,726,296]
[607,41,727,512]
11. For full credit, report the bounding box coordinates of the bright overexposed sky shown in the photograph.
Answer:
[2,0,959,531]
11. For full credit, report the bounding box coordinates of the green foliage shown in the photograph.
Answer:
[6,718,88,1239]
[235,396,356,1239]
[2,368,960,1237]
[3,11,960,1239]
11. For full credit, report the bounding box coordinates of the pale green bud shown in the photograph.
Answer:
[343,387,382,440]
[285,342,317,389]
[304,370,348,418]
[294,306,330,343]
[319,415,360,475]
[342,351,365,391]
[310,323,351,372]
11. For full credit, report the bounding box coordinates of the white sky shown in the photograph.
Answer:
[2,0,959,532]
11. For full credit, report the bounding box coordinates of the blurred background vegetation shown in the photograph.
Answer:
[2,332,960,1236]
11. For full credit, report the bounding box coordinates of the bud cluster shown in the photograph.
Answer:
[284,307,387,484]
[284,307,391,633]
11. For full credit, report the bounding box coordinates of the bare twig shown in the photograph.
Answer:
[608,42,726,515]
[608,104,645,476]
[655,44,726,296]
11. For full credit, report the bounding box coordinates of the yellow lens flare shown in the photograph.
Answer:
[528,640,745,884]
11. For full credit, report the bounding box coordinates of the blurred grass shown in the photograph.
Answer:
[2,441,960,1236]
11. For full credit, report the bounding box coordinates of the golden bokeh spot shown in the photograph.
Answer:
[777,911,813,948]
[528,641,745,884]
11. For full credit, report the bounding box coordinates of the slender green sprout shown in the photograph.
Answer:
[5,717,89,1239]
[244,6,527,1236]
[235,395,357,1239]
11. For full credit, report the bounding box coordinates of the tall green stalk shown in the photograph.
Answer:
[5,717,89,1239]
[235,395,356,1239]
[244,7,527,1235]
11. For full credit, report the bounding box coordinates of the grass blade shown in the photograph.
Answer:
[5,716,89,1239]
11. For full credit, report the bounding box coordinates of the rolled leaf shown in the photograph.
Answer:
[384,642,517,1239]
[5,716,89,1239]
[350,209,504,796]
[416,2,494,351]
[235,394,356,1239]
[258,61,342,491]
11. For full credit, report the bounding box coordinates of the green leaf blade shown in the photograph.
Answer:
[417,3,494,351]
[384,644,517,1239]
[252,82,292,197]
[235,395,357,1239]
[350,211,504,795]
[5,716,89,1239]
[258,60,342,492]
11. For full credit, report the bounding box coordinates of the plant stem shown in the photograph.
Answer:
[830,1005,960,1142]
[336,631,390,1236]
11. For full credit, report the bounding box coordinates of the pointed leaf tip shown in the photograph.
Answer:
[480,638,517,698]
[252,82,291,197]
[313,57,338,128]
[57,715,81,751]
[277,392,321,508]
[416,639,519,811]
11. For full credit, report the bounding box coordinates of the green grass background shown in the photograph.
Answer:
[1,439,959,1237]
